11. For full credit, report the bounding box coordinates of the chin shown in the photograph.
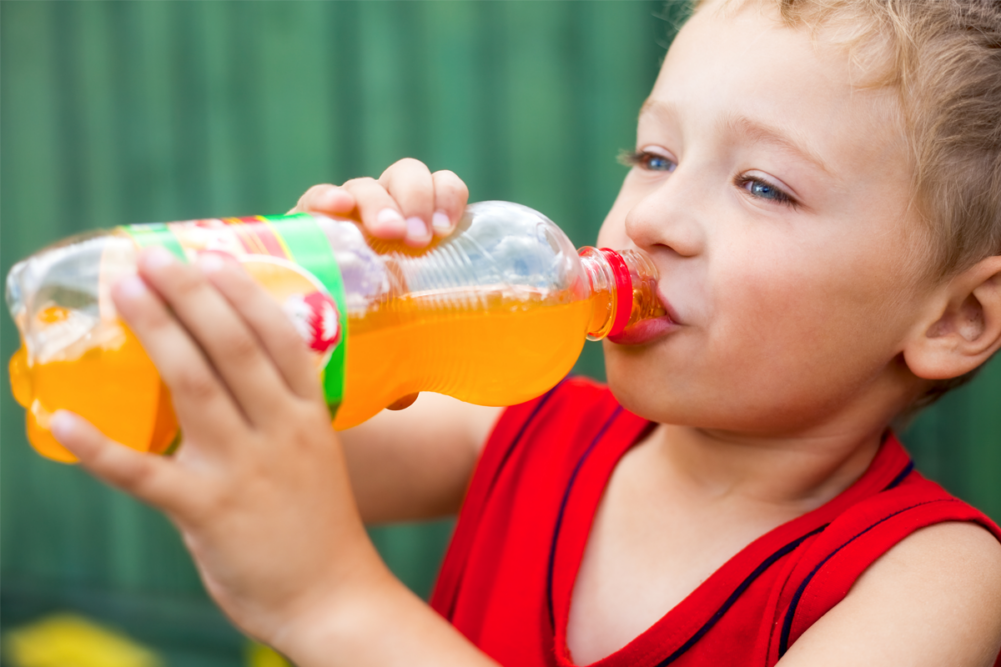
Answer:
[603,355,684,424]
[602,351,783,432]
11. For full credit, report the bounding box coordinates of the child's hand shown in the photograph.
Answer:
[49,248,494,666]
[51,247,367,641]
[290,158,469,249]
[291,158,469,412]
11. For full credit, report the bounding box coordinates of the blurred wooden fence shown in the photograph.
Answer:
[1,2,997,664]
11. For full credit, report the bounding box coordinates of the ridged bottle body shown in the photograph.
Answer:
[336,201,595,428]
[6,202,660,462]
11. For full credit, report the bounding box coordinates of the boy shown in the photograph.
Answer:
[50,0,1001,664]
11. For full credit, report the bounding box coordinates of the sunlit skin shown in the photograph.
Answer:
[568,1,1001,662]
[46,0,1001,665]
[599,4,926,438]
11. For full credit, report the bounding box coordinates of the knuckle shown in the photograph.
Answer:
[394,157,426,172]
[217,268,259,305]
[218,329,260,366]
[130,297,174,333]
[89,444,151,494]
[308,183,334,196]
[298,184,328,208]
[435,171,469,199]
[121,456,160,496]
[342,176,376,190]
[170,267,207,300]
[274,317,307,351]
[206,485,234,513]
[171,366,219,403]
[434,169,460,183]
[284,406,327,449]
[186,485,233,526]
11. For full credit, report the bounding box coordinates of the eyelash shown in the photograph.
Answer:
[734,175,798,208]
[618,149,799,209]
[618,149,676,172]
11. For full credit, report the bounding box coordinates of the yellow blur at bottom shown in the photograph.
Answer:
[10,296,590,462]
[1,614,163,667]
[246,643,291,667]
[2,612,291,667]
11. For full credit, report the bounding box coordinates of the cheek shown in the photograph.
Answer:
[711,240,913,383]
[596,173,653,249]
[596,201,629,249]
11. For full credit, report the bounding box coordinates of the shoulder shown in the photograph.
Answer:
[779,521,1001,667]
[866,519,1001,582]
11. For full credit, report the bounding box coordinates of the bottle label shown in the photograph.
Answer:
[121,214,349,418]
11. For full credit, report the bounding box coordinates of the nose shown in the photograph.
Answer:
[623,168,706,258]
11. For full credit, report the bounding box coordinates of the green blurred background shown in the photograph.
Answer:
[1,2,998,665]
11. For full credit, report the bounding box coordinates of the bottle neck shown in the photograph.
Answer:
[578,247,664,340]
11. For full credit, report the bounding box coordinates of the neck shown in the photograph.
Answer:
[639,356,924,513]
[650,423,887,513]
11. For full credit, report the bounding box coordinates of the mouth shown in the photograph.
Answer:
[607,315,678,345]
[607,288,681,346]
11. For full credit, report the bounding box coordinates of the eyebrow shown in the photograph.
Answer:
[717,112,833,176]
[637,99,833,176]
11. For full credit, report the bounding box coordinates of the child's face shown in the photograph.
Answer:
[598,0,934,434]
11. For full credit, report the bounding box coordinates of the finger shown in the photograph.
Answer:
[199,253,324,403]
[51,410,190,513]
[129,248,292,431]
[289,184,356,217]
[379,158,435,247]
[113,269,248,448]
[340,177,408,240]
[430,170,469,237]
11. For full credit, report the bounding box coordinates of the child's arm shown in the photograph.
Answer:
[50,161,502,665]
[339,395,501,523]
[777,522,1001,666]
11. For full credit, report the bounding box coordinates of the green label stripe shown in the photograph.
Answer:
[120,223,188,262]
[262,214,348,416]
[121,215,348,418]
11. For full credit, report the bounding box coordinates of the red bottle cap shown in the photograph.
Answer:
[599,248,633,337]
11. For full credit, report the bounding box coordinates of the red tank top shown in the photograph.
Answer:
[430,377,1001,666]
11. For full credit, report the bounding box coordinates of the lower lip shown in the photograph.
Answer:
[607,316,679,346]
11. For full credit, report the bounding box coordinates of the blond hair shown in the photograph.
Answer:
[684,0,1001,407]
[772,0,1001,277]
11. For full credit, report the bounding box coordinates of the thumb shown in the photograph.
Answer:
[51,410,185,512]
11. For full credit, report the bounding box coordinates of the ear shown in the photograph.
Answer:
[903,255,1001,380]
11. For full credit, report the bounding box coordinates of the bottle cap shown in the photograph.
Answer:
[599,248,633,337]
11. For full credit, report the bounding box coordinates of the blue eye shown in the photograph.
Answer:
[738,176,795,206]
[749,180,781,199]
[619,150,677,173]
[644,154,676,172]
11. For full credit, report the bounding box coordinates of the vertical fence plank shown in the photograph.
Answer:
[256,3,339,209]
[2,2,998,661]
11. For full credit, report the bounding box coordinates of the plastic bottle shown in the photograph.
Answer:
[6,201,664,463]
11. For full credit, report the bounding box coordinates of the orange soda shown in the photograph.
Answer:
[6,202,663,462]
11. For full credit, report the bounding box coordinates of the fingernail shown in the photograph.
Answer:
[375,208,406,235]
[143,246,176,270]
[116,274,148,300]
[50,410,78,442]
[406,216,430,242]
[197,252,225,274]
[432,211,451,236]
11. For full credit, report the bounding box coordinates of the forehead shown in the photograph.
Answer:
[646,0,907,180]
